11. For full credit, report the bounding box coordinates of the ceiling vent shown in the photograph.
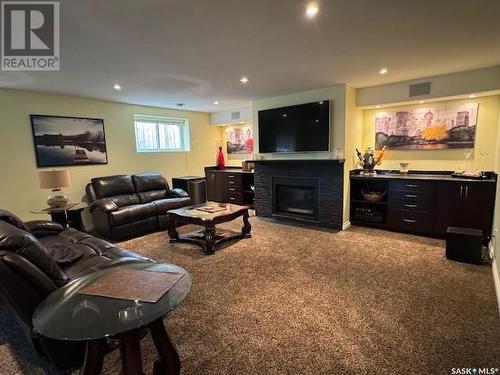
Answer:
[231,111,241,121]
[409,82,431,97]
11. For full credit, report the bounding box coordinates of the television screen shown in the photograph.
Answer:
[258,100,330,153]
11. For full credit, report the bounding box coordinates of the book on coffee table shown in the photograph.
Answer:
[78,268,184,303]
[195,205,228,213]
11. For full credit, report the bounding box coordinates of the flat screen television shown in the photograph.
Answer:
[258,100,330,153]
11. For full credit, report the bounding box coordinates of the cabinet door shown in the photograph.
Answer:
[434,182,463,235]
[462,183,496,239]
[206,171,224,202]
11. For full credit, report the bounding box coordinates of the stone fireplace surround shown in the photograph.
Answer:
[253,159,344,229]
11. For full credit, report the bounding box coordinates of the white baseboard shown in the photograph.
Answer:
[342,221,351,231]
[492,259,500,317]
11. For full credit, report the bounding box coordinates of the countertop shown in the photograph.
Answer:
[350,171,496,183]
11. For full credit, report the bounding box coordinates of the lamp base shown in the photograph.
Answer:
[47,189,69,208]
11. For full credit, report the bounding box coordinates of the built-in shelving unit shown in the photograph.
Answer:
[349,170,497,244]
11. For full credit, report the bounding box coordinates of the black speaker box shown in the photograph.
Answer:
[446,227,483,265]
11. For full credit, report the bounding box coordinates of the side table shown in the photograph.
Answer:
[33,262,191,375]
[31,203,87,230]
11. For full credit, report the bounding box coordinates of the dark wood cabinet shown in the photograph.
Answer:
[350,172,497,243]
[205,167,255,206]
[206,169,224,202]
[435,181,496,240]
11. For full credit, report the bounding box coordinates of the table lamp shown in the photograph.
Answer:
[38,170,71,208]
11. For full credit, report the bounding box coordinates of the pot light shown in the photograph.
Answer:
[113,84,122,90]
[305,2,319,18]
[376,105,381,109]
[379,68,388,75]
[469,94,476,98]
[214,101,219,105]
[240,76,249,84]
[419,100,425,104]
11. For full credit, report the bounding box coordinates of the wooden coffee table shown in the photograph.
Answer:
[167,203,251,254]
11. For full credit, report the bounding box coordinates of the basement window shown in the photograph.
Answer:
[134,115,191,152]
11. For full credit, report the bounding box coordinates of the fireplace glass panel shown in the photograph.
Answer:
[273,180,319,222]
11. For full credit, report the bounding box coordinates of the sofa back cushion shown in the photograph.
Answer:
[91,175,139,207]
[132,173,169,203]
[0,221,69,286]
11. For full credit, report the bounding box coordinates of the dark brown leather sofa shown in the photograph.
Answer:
[86,172,192,240]
[0,210,152,370]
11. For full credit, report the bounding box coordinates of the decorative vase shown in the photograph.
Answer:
[217,146,225,169]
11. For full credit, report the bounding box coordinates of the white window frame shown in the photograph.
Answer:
[133,114,191,153]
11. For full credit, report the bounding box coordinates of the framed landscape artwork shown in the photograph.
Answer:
[31,115,108,167]
[375,103,479,150]
[226,126,254,154]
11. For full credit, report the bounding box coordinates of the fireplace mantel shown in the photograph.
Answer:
[251,159,345,165]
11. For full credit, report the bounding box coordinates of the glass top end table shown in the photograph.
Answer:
[33,262,191,375]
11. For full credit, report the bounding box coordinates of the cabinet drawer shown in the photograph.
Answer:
[226,185,241,194]
[224,192,243,204]
[223,173,242,187]
[388,191,435,212]
[389,180,435,193]
[387,210,434,234]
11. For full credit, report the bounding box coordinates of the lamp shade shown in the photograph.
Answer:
[38,170,71,189]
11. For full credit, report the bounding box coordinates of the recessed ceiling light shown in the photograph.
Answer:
[376,105,381,109]
[240,76,249,84]
[113,84,122,90]
[305,2,319,18]
[379,68,388,75]
[469,94,476,98]
[419,100,425,104]
[214,101,219,105]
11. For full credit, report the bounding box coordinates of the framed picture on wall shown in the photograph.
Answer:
[30,115,108,167]
[375,102,479,150]
[226,126,254,154]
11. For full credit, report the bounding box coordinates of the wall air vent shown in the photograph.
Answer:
[409,82,431,97]
[231,111,241,121]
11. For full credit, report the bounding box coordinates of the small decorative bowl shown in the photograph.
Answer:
[362,191,385,202]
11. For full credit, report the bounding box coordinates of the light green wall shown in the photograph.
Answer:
[362,95,500,171]
[494,100,500,290]
[0,89,220,220]
[344,85,364,225]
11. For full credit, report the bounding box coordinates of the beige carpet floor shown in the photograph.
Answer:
[1,216,499,374]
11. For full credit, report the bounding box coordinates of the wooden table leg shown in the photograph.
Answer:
[204,226,216,254]
[149,318,181,375]
[80,339,105,375]
[168,216,179,241]
[119,329,143,375]
[242,211,252,236]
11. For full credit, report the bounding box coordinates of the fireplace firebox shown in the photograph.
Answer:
[272,177,319,222]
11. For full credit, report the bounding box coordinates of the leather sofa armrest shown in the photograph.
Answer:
[167,188,189,198]
[25,221,65,238]
[90,198,119,213]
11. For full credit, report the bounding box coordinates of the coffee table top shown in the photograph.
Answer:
[168,202,248,222]
[33,263,191,341]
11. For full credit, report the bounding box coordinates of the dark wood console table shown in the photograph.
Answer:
[205,167,254,206]
[350,170,497,244]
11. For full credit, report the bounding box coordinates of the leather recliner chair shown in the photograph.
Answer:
[0,210,152,370]
[86,172,192,240]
